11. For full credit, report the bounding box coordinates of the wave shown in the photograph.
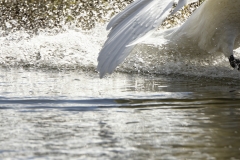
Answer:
[1,24,240,79]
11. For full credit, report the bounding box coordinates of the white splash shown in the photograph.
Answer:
[0,26,108,71]
[0,24,240,79]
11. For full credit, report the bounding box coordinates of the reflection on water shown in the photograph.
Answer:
[0,69,240,159]
[1,0,240,159]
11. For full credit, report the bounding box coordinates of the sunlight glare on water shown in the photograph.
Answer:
[0,69,240,159]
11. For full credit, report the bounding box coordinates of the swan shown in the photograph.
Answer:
[97,0,240,78]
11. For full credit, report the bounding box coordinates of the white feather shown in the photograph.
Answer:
[98,0,177,78]
[169,0,240,56]
[97,0,240,78]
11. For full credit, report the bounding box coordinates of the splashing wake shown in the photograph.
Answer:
[0,0,240,79]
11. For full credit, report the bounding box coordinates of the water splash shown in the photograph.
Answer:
[0,0,133,33]
[1,0,240,79]
[0,26,107,71]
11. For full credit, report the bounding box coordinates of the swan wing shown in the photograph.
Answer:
[97,0,198,78]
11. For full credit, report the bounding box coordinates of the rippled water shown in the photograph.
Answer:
[0,69,240,159]
[1,0,240,159]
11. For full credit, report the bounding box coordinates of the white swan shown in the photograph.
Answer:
[97,0,240,78]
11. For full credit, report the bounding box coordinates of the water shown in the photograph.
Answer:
[1,1,240,159]
[0,69,240,159]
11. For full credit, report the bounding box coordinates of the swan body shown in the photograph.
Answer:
[97,0,240,78]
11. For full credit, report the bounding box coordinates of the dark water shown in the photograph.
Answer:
[0,69,240,160]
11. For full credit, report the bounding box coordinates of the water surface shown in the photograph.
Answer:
[0,69,240,160]
[1,1,240,159]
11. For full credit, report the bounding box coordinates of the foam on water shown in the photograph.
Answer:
[0,26,107,71]
[1,24,240,79]
[122,30,240,79]
[1,0,240,79]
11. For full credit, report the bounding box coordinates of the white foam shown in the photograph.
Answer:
[0,25,108,71]
[0,25,240,79]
